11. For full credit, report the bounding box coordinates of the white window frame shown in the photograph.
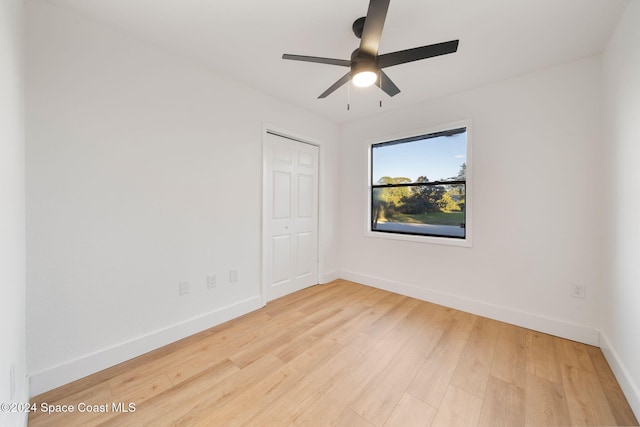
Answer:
[365,119,472,247]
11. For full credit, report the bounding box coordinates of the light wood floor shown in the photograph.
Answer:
[29,280,638,427]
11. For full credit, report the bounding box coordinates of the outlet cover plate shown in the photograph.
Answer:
[207,275,216,289]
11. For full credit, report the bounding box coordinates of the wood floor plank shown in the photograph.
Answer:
[104,354,285,427]
[359,293,416,339]
[554,335,595,371]
[231,285,377,371]
[350,303,449,426]
[292,332,412,426]
[111,373,174,405]
[383,393,436,427]
[273,301,370,363]
[164,336,248,385]
[292,280,366,316]
[490,322,527,389]
[350,348,425,427]
[349,320,425,425]
[586,346,639,426]
[227,309,310,368]
[293,302,430,426]
[561,363,618,426]
[525,330,562,384]
[450,316,500,398]
[406,310,477,407]
[27,280,638,427]
[263,281,339,316]
[477,376,525,427]
[242,332,379,427]
[524,372,571,426]
[336,409,377,427]
[101,308,273,398]
[186,338,341,427]
[431,385,483,427]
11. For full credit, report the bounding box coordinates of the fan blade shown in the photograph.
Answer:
[359,0,390,56]
[376,70,400,97]
[318,72,351,98]
[377,40,459,69]
[282,54,350,67]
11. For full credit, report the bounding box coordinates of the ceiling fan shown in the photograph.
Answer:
[282,0,459,99]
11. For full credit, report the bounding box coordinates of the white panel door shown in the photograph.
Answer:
[264,132,319,301]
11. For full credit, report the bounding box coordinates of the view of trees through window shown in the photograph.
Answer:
[371,128,467,239]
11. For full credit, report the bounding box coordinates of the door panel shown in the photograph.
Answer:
[273,172,292,219]
[264,132,319,301]
[296,232,314,276]
[271,235,291,285]
[297,174,313,218]
[298,150,314,167]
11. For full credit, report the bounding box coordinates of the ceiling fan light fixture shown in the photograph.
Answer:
[352,70,377,87]
[282,0,459,100]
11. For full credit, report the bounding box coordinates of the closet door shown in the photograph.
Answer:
[264,132,319,301]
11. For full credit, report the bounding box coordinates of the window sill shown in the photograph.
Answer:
[365,229,472,247]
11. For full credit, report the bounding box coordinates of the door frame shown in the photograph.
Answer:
[261,124,322,305]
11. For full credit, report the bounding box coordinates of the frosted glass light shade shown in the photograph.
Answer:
[352,71,377,87]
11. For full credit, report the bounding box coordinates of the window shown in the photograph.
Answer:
[369,123,470,245]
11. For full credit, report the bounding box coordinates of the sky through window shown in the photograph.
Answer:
[372,132,466,183]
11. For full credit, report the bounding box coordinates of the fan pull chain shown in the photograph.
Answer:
[379,70,383,108]
[347,82,351,111]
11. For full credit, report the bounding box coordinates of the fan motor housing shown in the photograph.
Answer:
[351,49,377,78]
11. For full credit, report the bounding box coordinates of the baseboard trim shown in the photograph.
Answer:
[339,269,599,346]
[29,296,264,397]
[599,332,640,420]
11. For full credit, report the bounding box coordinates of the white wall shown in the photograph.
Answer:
[25,1,339,395]
[602,0,640,417]
[0,0,28,426]
[339,57,604,345]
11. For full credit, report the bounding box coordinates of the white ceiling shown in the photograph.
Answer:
[42,0,629,124]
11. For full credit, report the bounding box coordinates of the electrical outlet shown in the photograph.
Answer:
[570,284,586,299]
[179,281,190,295]
[207,275,217,289]
[229,269,238,283]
